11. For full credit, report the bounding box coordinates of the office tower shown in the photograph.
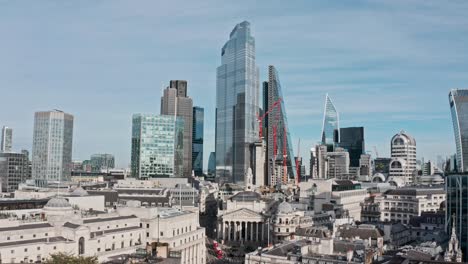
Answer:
[192,106,204,176]
[161,80,193,177]
[389,131,417,184]
[1,126,12,152]
[215,21,260,184]
[0,151,31,192]
[264,65,297,186]
[131,114,184,178]
[316,145,328,179]
[90,154,115,172]
[359,154,372,177]
[250,141,265,187]
[321,94,339,151]
[326,147,350,179]
[449,89,468,172]
[32,110,74,182]
[208,152,216,177]
[309,148,317,178]
[446,174,468,262]
[338,127,365,168]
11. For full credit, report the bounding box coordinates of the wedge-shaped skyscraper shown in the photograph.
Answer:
[215,21,260,184]
[264,66,297,186]
[321,94,339,150]
[449,89,468,172]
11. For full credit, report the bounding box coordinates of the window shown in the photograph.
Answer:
[37,247,40,250]
[45,233,48,237]
[97,248,101,252]
[146,224,150,228]
[24,248,28,252]
[160,232,163,237]
[146,232,149,238]
[33,235,36,238]
[7,237,10,240]
[20,236,23,239]
[11,250,14,253]
[53,246,56,250]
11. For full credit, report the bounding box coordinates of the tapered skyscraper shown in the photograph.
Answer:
[215,21,260,184]
[264,66,296,186]
[321,94,339,150]
[449,89,468,172]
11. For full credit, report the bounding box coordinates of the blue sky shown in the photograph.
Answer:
[1,0,467,169]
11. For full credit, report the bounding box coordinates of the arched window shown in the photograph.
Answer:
[78,237,85,255]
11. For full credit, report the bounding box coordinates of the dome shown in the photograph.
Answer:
[70,187,88,196]
[391,130,416,146]
[277,201,293,214]
[45,196,72,208]
[371,173,386,183]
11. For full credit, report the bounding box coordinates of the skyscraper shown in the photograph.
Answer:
[321,94,339,151]
[131,114,184,178]
[338,127,365,168]
[446,174,468,262]
[208,152,216,177]
[264,65,297,186]
[449,89,468,172]
[161,80,193,177]
[389,131,416,184]
[1,126,12,152]
[215,21,259,184]
[192,106,204,176]
[32,110,74,182]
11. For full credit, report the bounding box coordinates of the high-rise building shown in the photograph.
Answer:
[131,114,184,179]
[321,94,339,151]
[326,147,350,179]
[389,131,417,184]
[32,110,74,182]
[161,80,193,177]
[90,154,115,172]
[1,126,12,152]
[374,158,392,175]
[309,148,317,178]
[264,65,297,186]
[338,127,365,168]
[315,145,328,179]
[208,152,216,177]
[449,89,468,172]
[215,21,259,184]
[0,151,31,192]
[192,106,204,176]
[446,174,468,262]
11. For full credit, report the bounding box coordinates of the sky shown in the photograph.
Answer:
[1,0,468,170]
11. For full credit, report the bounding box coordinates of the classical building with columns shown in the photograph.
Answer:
[217,170,276,245]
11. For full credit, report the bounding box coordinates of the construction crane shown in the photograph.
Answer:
[373,146,379,158]
[296,138,301,185]
[257,98,282,140]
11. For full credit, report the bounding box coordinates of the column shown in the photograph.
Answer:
[234,222,238,241]
[261,222,265,242]
[250,222,254,241]
[255,222,259,241]
[228,222,232,241]
[218,222,222,240]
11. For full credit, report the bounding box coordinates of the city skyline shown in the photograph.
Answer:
[1,1,468,169]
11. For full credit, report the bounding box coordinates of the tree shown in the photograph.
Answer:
[44,253,98,264]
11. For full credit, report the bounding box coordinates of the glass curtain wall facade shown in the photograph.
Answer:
[32,111,73,182]
[192,107,204,176]
[446,174,468,262]
[449,89,468,172]
[131,114,184,178]
[338,127,365,168]
[265,65,297,185]
[215,21,259,184]
[90,154,115,171]
[321,94,339,151]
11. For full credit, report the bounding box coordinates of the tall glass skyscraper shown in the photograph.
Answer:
[338,127,365,168]
[215,21,259,184]
[449,89,468,172]
[32,110,74,182]
[321,94,339,150]
[192,106,204,176]
[131,114,184,178]
[90,154,115,171]
[446,174,468,262]
[264,65,297,186]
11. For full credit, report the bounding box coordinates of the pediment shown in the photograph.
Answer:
[221,208,263,221]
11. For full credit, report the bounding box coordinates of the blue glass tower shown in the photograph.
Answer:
[449,89,468,172]
[215,21,259,184]
[321,94,339,150]
[192,106,204,176]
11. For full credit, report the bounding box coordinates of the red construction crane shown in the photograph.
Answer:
[257,98,282,140]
